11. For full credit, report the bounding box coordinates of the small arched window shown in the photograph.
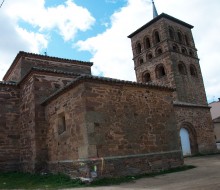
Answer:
[139,58,144,65]
[173,44,179,52]
[136,42,142,54]
[190,64,197,77]
[189,50,194,56]
[178,62,187,75]
[143,72,151,82]
[185,35,190,46]
[154,31,160,44]
[147,53,153,60]
[169,27,175,40]
[156,64,166,78]
[145,37,151,49]
[178,31,183,43]
[181,47,187,54]
[156,47,163,55]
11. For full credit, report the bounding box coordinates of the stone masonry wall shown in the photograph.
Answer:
[84,82,179,157]
[33,74,76,172]
[45,80,183,178]
[45,83,87,172]
[19,77,36,172]
[4,58,22,82]
[174,105,217,154]
[0,84,20,171]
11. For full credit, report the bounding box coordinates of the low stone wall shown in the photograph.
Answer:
[48,150,183,178]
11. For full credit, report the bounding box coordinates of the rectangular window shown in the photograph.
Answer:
[58,114,66,135]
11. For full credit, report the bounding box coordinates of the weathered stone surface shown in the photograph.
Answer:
[0,85,20,171]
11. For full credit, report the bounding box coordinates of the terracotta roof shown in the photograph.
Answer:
[128,13,193,38]
[173,101,210,108]
[3,51,93,80]
[41,75,175,105]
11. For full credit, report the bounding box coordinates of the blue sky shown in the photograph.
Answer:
[40,0,127,61]
[0,0,220,102]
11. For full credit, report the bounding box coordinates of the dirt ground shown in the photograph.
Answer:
[70,154,220,190]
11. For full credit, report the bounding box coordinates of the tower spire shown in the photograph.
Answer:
[152,0,158,18]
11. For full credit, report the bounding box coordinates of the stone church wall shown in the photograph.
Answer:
[44,80,183,178]
[0,84,20,171]
[45,83,87,176]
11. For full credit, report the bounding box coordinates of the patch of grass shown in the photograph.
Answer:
[0,165,196,189]
[0,172,85,189]
[90,165,196,186]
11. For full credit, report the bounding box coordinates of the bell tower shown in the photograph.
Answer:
[128,1,217,154]
[128,2,207,105]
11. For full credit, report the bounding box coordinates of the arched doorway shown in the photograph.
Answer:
[180,128,191,156]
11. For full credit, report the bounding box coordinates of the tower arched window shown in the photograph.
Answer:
[185,35,190,46]
[143,72,151,82]
[156,47,163,55]
[145,37,151,49]
[181,47,187,54]
[173,44,179,52]
[169,27,175,40]
[147,53,153,60]
[177,31,183,43]
[178,62,187,75]
[156,64,166,78]
[139,58,144,65]
[154,31,160,44]
[189,50,194,56]
[190,64,197,77]
[136,42,142,54]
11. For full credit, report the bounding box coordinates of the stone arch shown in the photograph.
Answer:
[153,30,160,44]
[146,52,153,60]
[185,34,190,46]
[168,26,175,40]
[136,42,142,54]
[177,31,183,43]
[180,122,198,156]
[178,61,187,75]
[190,64,198,77]
[144,36,151,49]
[172,43,179,52]
[155,46,163,56]
[155,64,166,78]
[138,57,144,65]
[142,72,151,82]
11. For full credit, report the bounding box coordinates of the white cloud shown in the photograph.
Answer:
[4,0,95,41]
[76,0,220,102]
[77,0,150,80]
[0,0,95,79]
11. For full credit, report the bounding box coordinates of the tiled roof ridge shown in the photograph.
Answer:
[18,51,93,65]
[3,51,93,80]
[17,66,85,86]
[31,66,83,76]
[41,75,175,105]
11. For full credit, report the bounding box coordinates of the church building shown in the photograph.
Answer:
[0,1,216,178]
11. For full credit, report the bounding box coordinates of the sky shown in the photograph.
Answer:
[0,0,219,103]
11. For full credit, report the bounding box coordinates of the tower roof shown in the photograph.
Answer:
[152,0,158,18]
[128,13,194,38]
